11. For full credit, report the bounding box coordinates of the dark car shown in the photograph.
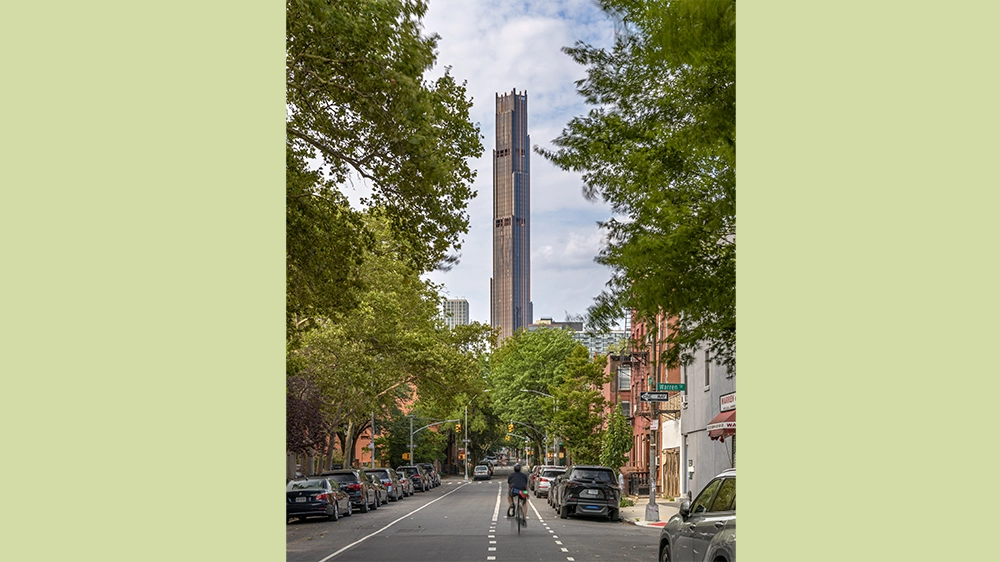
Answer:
[286,477,353,522]
[397,466,428,492]
[658,468,735,562]
[416,463,440,487]
[320,469,379,512]
[364,470,390,505]
[365,468,404,501]
[555,465,621,521]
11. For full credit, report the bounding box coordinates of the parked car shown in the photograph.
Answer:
[397,466,428,492]
[528,464,560,492]
[396,470,414,496]
[473,464,492,480]
[286,477,352,522]
[554,465,621,521]
[535,467,565,498]
[320,469,379,512]
[416,463,441,487]
[366,468,404,501]
[365,470,390,505]
[658,468,735,562]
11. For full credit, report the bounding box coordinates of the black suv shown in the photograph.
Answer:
[555,465,621,521]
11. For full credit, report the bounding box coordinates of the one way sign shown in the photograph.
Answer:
[639,392,672,402]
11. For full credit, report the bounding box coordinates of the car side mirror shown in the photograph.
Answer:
[678,499,691,518]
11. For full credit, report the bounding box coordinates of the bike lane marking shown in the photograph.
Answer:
[317,482,470,562]
[530,500,576,562]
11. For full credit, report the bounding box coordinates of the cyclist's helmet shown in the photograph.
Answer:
[514,464,522,472]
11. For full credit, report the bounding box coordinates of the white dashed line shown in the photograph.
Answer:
[488,547,496,551]
[489,541,496,544]
[555,541,563,545]
[487,557,496,561]
[561,548,569,552]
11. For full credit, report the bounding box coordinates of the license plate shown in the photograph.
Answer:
[296,497,307,502]
[584,505,600,510]
[582,489,599,497]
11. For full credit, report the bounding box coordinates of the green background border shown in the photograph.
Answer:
[2,2,284,561]
[743,2,1000,561]
[3,1,999,561]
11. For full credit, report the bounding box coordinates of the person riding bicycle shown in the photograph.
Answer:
[507,463,529,517]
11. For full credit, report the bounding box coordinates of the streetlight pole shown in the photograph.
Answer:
[463,405,469,482]
[409,418,460,465]
[520,389,559,465]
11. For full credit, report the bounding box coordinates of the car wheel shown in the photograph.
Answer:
[360,500,369,513]
[346,502,353,517]
[608,508,620,522]
[660,544,671,562]
[371,495,379,510]
[560,505,570,519]
[329,503,339,521]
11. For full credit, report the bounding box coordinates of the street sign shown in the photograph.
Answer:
[657,383,685,391]
[639,392,672,402]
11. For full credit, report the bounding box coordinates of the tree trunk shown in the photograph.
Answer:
[287,451,297,480]
[305,447,316,476]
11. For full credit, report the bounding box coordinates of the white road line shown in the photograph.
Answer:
[316,482,469,562]
[555,541,563,545]
[492,482,502,522]
[487,557,496,561]
[561,548,569,552]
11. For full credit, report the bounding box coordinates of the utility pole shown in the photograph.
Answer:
[645,317,661,522]
[463,405,470,481]
[409,415,414,465]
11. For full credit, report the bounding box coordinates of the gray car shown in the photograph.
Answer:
[658,468,735,562]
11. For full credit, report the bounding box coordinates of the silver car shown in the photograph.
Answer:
[658,468,735,562]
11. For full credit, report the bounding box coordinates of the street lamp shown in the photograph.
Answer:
[463,389,491,482]
[520,389,559,465]
[409,417,459,466]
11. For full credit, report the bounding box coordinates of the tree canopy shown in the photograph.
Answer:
[286,0,483,274]
[538,0,736,372]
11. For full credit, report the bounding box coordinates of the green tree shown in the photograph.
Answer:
[538,0,736,372]
[286,0,483,274]
[551,347,607,465]
[599,404,632,475]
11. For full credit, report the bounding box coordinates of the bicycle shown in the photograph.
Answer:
[514,490,527,533]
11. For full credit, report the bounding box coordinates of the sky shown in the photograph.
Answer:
[415,0,622,327]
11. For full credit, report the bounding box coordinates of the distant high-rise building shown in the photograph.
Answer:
[441,298,470,329]
[527,317,626,357]
[491,89,532,341]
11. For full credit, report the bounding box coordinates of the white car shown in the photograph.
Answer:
[473,464,492,480]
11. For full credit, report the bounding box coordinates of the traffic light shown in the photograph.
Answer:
[508,423,514,432]
[402,452,410,460]
[505,435,510,441]
[455,423,461,432]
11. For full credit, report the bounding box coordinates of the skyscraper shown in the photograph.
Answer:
[441,298,470,329]
[491,89,532,342]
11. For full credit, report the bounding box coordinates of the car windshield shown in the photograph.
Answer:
[287,479,326,490]
[572,469,614,482]
[327,474,356,484]
[542,470,564,477]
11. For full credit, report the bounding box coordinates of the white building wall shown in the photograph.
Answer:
[679,343,736,498]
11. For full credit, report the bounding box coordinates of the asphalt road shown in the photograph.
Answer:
[287,467,661,562]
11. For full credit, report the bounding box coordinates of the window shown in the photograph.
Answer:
[704,350,711,390]
[691,478,722,515]
[620,401,631,416]
[708,477,736,512]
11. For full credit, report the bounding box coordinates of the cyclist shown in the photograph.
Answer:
[506,463,529,518]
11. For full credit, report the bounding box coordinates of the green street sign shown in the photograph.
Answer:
[657,383,686,391]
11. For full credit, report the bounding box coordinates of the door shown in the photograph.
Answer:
[676,477,722,561]
[689,477,735,561]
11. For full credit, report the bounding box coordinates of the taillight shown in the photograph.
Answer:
[347,483,362,491]
[315,493,328,501]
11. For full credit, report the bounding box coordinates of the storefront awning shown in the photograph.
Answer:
[707,409,736,441]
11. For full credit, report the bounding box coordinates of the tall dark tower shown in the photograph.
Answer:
[491,89,532,342]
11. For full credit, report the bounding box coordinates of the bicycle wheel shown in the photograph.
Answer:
[516,502,522,534]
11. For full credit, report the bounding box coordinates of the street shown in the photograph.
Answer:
[287,467,660,562]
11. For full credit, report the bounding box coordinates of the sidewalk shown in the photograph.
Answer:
[620,495,680,529]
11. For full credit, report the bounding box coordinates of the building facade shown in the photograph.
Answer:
[679,344,735,498]
[491,89,532,341]
[441,298,470,329]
